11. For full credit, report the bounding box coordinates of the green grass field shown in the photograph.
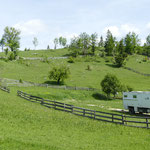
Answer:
[0,87,150,150]
[1,49,150,149]
[0,52,150,90]
[126,55,150,74]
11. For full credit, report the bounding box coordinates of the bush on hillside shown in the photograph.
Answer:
[68,56,75,63]
[48,64,70,84]
[113,53,128,67]
[101,74,122,99]
[8,52,15,61]
[86,65,92,71]
[19,78,23,83]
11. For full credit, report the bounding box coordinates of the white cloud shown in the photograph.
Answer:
[14,19,47,36]
[141,39,146,45]
[57,32,78,39]
[102,24,140,38]
[121,24,140,34]
[103,26,120,37]
[146,22,150,29]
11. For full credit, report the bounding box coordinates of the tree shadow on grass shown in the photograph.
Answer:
[105,64,118,68]
[92,93,109,101]
[44,80,64,86]
[63,52,75,57]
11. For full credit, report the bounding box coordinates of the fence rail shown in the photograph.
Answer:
[17,90,150,129]
[124,67,150,76]
[1,77,99,91]
[0,85,10,93]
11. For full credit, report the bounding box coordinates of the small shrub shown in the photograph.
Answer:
[68,57,75,63]
[87,65,92,71]
[42,57,50,64]
[19,79,23,83]
[25,61,30,67]
[17,59,24,64]
[143,57,148,62]
[127,85,133,92]
[8,52,15,61]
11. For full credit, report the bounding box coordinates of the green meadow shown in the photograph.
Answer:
[0,87,150,150]
[0,49,150,90]
[1,48,150,149]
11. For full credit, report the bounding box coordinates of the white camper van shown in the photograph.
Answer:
[123,91,150,114]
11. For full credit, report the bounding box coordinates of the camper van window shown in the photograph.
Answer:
[133,95,137,98]
[124,95,127,98]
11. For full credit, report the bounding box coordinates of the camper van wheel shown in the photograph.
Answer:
[129,107,135,114]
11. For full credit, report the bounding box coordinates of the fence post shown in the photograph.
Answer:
[54,101,56,109]
[122,115,124,125]
[71,105,74,113]
[112,114,114,122]
[83,109,85,116]
[41,98,44,105]
[94,111,96,119]
[64,103,66,111]
[146,118,149,128]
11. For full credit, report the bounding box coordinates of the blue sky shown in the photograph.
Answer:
[0,0,150,50]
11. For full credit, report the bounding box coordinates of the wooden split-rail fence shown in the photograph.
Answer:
[17,90,150,129]
[0,85,10,93]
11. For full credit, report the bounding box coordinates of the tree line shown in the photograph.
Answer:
[0,26,150,61]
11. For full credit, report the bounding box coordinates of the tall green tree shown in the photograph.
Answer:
[79,32,90,55]
[33,37,38,50]
[0,36,5,52]
[124,32,140,54]
[47,45,50,50]
[3,26,21,57]
[54,38,58,49]
[114,39,127,67]
[117,39,125,54]
[146,34,150,46]
[143,34,150,56]
[62,37,67,47]
[69,37,81,57]
[59,36,63,47]
[98,36,104,47]
[90,32,98,55]
[104,30,116,56]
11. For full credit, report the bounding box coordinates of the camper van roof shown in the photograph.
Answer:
[124,91,150,93]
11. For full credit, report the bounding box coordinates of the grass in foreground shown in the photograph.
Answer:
[0,87,150,150]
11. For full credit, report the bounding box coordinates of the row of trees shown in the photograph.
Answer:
[1,26,150,61]
[69,32,98,57]
[68,31,150,62]
[53,37,67,49]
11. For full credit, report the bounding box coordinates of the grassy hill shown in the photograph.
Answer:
[0,88,150,150]
[1,49,150,149]
[0,49,150,90]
